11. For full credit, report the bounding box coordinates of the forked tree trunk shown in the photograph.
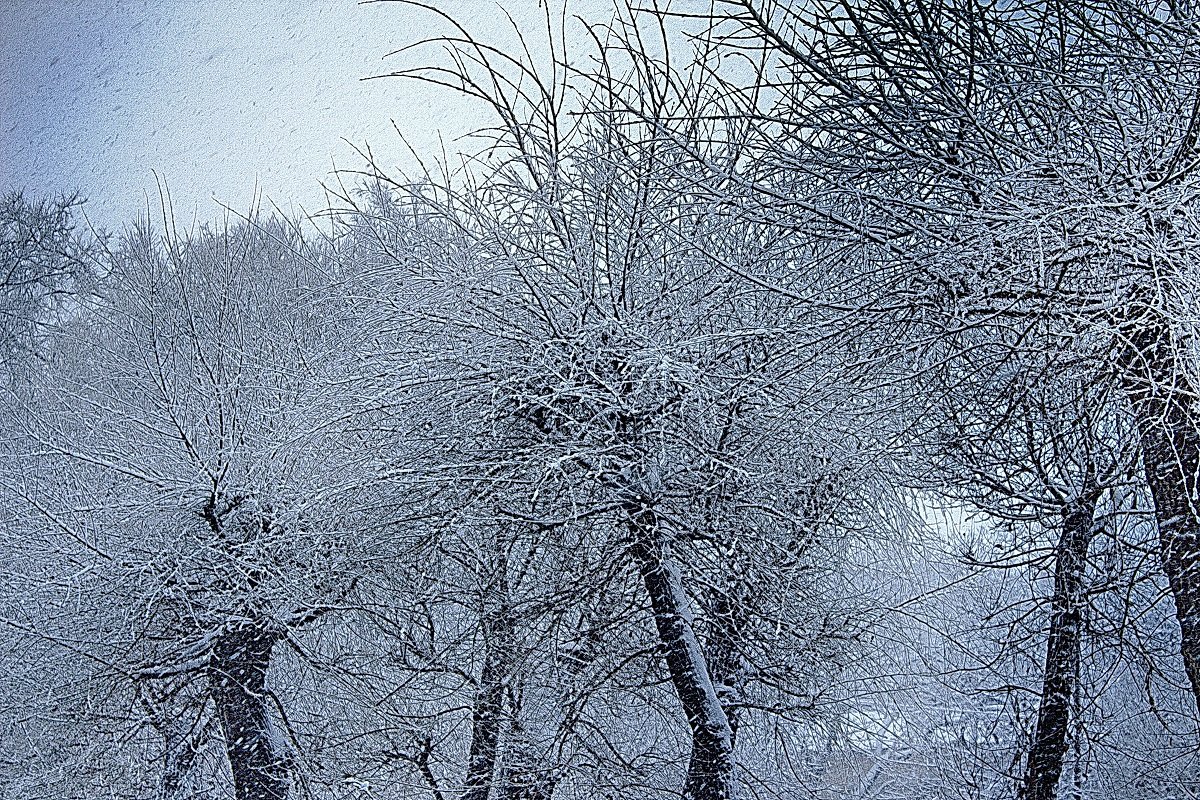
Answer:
[208,619,289,800]
[1020,495,1097,800]
[626,502,738,800]
[1122,313,1200,716]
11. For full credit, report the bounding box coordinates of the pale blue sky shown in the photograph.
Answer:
[1,0,609,231]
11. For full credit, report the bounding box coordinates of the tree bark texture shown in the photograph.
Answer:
[208,619,289,800]
[1122,312,1200,716]
[705,585,750,749]
[462,578,514,800]
[627,503,739,800]
[499,752,557,800]
[1019,496,1097,800]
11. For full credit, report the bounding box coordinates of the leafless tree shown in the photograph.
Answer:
[6,211,372,799]
[708,0,1200,728]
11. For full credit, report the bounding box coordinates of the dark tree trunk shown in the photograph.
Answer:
[626,503,738,800]
[1122,313,1200,716]
[208,619,289,800]
[1019,496,1097,800]
[462,558,514,800]
[499,746,557,800]
[499,770,556,800]
[705,585,750,749]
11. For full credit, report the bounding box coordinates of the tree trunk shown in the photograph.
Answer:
[208,619,289,800]
[499,769,556,799]
[1121,313,1200,716]
[705,585,750,749]
[499,744,557,800]
[462,553,514,800]
[626,502,738,800]
[1019,496,1097,800]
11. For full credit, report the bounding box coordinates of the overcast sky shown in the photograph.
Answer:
[1,0,609,232]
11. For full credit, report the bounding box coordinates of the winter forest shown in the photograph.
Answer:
[4,1,1200,798]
